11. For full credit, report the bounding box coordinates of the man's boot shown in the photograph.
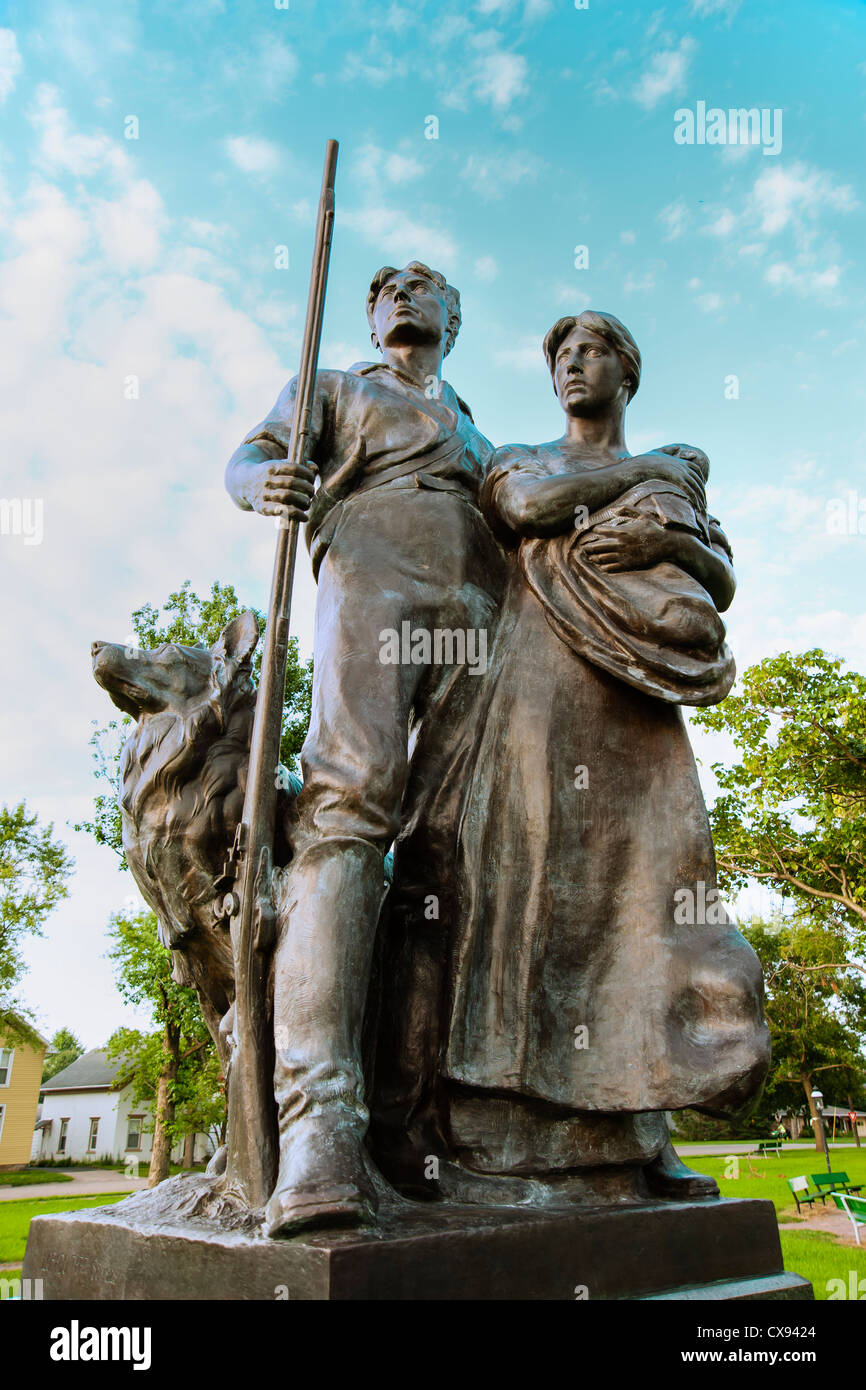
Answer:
[266,838,387,1238]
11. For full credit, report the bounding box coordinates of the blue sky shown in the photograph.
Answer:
[2,0,865,1044]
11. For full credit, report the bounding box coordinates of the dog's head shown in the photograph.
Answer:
[92,611,260,834]
[92,611,259,720]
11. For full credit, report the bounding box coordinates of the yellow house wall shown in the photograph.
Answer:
[0,1037,46,1168]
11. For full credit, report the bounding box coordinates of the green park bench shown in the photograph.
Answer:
[787,1176,822,1213]
[756,1140,783,1156]
[831,1191,866,1246]
[810,1171,864,1199]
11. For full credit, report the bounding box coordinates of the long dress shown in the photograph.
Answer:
[444,444,770,1118]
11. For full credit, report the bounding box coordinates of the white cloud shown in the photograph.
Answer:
[474,48,529,110]
[342,205,457,269]
[764,261,842,296]
[255,38,298,92]
[698,161,857,299]
[704,207,738,238]
[695,290,723,312]
[224,136,280,175]
[477,0,553,17]
[690,0,742,17]
[473,254,498,282]
[494,333,545,370]
[633,37,696,109]
[658,198,689,239]
[92,178,166,271]
[28,83,127,177]
[461,150,538,200]
[0,28,22,100]
[749,162,857,237]
[444,35,529,114]
[183,217,232,245]
[355,144,423,190]
[343,50,408,86]
[624,270,656,293]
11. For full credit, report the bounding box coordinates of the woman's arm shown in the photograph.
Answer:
[493,448,707,537]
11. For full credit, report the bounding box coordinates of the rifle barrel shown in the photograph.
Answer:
[225,140,338,1208]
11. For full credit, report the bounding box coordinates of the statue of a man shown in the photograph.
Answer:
[225,262,504,1235]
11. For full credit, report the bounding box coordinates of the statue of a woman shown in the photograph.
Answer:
[443,311,770,1199]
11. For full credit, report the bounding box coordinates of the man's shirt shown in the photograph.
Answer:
[241,362,494,572]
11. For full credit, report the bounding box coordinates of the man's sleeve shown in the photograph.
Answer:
[242,372,333,462]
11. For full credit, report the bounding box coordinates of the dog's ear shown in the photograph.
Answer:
[213,610,259,667]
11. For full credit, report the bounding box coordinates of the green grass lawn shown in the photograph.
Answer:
[678,1145,866,1218]
[682,1146,866,1300]
[0,1169,73,1187]
[0,1193,129,1264]
[779,1231,866,1301]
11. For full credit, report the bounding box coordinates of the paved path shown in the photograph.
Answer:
[779,1207,864,1248]
[0,1168,147,1202]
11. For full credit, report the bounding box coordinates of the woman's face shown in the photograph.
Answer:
[553,326,629,417]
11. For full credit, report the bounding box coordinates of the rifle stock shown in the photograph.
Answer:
[224,140,338,1208]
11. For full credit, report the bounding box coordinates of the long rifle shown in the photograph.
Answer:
[222,140,338,1208]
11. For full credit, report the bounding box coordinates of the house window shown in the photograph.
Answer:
[0,1104,5,1144]
[58,1118,69,1154]
[87,1118,100,1152]
[126,1115,143,1151]
[0,1049,13,1086]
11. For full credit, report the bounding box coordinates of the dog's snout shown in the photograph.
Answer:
[91,641,106,657]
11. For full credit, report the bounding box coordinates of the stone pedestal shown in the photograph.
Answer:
[23,1190,812,1301]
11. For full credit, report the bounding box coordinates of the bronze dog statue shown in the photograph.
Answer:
[91,612,300,1076]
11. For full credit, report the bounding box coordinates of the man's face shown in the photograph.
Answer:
[553,326,628,416]
[371,269,449,353]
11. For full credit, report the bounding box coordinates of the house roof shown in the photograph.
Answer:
[1,1013,49,1048]
[41,1048,122,1093]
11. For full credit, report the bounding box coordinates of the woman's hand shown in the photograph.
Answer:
[579,513,672,572]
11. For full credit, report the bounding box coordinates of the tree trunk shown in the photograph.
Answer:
[182,1131,196,1169]
[148,1021,180,1187]
[802,1075,828,1157]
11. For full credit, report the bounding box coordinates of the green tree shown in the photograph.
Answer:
[77,580,313,866]
[692,650,866,957]
[107,908,222,1185]
[741,913,866,1153]
[0,803,74,1040]
[42,1027,85,1083]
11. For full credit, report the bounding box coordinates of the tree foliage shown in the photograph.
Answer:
[77,580,313,866]
[0,803,74,1040]
[106,907,223,1182]
[42,1027,85,1083]
[692,650,866,947]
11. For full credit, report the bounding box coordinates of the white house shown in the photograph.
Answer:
[34,1049,214,1167]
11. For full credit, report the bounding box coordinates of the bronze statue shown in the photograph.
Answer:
[91,614,300,1150]
[26,148,810,1300]
[91,297,768,1227]
[444,311,769,1196]
[225,260,505,1235]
